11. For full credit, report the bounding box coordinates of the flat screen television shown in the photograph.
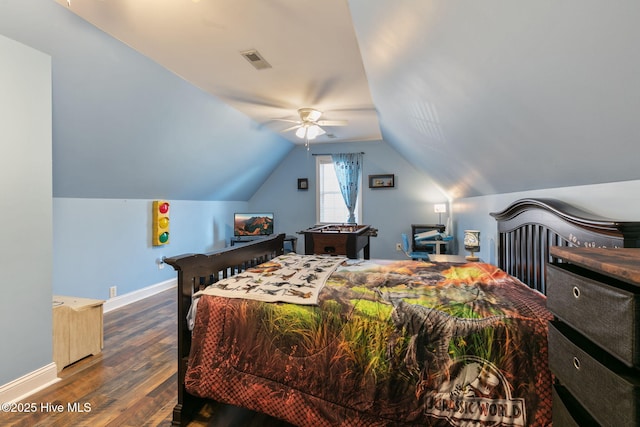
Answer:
[234,212,274,237]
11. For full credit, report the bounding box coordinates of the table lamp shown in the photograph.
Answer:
[463,230,480,262]
[434,203,447,225]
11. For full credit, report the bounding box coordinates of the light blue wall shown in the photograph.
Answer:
[0,34,52,384]
[53,198,247,299]
[249,140,450,259]
[453,180,640,265]
[252,140,640,265]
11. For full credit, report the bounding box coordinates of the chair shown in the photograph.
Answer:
[401,233,430,261]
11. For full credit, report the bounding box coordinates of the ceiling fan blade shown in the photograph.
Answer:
[280,124,302,133]
[270,118,301,124]
[217,90,296,110]
[303,78,340,105]
[317,120,348,126]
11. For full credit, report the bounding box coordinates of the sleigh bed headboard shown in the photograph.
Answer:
[490,198,640,294]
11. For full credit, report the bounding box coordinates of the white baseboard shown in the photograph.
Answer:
[103,278,176,313]
[0,363,60,403]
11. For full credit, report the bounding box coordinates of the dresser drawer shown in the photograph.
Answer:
[548,322,640,427]
[552,385,599,427]
[547,263,640,367]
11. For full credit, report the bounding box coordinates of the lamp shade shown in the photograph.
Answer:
[463,230,480,251]
[434,203,447,213]
[295,124,326,141]
[306,124,320,140]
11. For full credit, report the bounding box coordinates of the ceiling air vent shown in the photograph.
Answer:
[240,49,272,70]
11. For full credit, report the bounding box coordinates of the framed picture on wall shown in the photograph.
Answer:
[298,178,309,190]
[368,174,395,188]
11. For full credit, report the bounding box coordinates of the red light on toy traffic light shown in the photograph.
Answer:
[152,200,170,246]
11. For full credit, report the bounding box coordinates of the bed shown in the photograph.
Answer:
[164,198,640,427]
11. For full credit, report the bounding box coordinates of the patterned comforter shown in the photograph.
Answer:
[185,257,552,426]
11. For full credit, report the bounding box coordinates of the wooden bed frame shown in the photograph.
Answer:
[490,198,640,294]
[164,233,285,426]
[164,198,640,426]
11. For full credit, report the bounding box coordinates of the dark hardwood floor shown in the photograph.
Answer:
[2,288,293,427]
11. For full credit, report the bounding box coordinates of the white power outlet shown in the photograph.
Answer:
[396,243,403,251]
[109,286,117,298]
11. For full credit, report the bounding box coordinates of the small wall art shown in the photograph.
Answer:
[297,178,309,190]
[368,174,395,188]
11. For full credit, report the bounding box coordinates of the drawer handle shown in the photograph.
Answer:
[573,356,581,370]
[572,286,581,299]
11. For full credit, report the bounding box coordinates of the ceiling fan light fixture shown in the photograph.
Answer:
[298,107,322,122]
[279,108,346,143]
[294,124,325,140]
[306,124,321,140]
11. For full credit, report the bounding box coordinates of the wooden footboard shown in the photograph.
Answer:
[491,198,640,294]
[164,233,285,426]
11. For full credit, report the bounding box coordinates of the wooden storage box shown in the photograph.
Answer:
[53,295,105,372]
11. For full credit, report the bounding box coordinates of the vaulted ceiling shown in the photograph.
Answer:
[54,0,381,144]
[10,1,640,200]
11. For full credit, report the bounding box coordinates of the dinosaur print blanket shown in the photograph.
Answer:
[196,253,346,305]
[186,258,553,427]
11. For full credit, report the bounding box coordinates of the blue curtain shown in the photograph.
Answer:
[331,153,362,224]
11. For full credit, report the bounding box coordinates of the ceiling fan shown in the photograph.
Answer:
[278,108,348,141]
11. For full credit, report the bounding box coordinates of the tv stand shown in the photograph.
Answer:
[230,236,258,245]
[231,235,297,253]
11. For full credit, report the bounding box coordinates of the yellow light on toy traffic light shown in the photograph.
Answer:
[152,200,170,246]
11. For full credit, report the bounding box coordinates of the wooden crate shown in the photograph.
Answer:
[53,295,105,372]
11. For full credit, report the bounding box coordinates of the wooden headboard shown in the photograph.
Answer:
[490,198,640,294]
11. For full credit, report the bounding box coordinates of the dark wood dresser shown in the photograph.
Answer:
[547,247,640,426]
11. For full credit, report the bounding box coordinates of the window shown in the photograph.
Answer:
[316,156,362,223]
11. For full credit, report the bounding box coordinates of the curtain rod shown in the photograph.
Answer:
[311,152,365,156]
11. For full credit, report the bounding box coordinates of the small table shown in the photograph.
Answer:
[423,240,448,255]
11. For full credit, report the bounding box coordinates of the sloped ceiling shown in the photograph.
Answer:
[349,1,640,198]
[53,0,381,144]
[23,1,640,199]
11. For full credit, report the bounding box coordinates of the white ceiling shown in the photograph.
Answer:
[53,0,640,199]
[56,0,381,144]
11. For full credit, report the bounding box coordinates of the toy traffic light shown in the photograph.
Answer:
[152,200,170,246]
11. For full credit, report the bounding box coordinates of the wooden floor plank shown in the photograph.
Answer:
[2,288,292,427]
